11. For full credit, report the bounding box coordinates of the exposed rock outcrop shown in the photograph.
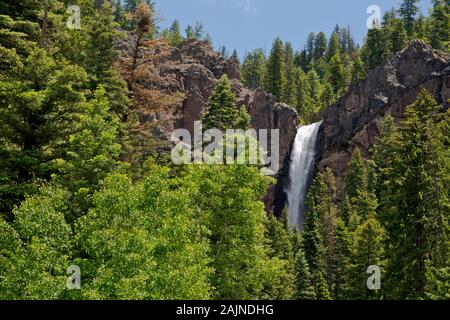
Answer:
[317,40,450,191]
[136,39,299,173]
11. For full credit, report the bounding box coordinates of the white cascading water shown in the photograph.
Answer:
[285,122,322,231]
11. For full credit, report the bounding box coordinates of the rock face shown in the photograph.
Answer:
[143,39,299,173]
[317,40,450,191]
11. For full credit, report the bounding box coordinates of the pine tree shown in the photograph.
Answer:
[344,148,368,199]
[303,179,324,274]
[326,31,340,61]
[350,55,366,85]
[320,82,336,111]
[168,19,183,45]
[201,75,249,131]
[53,87,122,221]
[241,49,266,89]
[0,18,88,217]
[294,244,316,300]
[389,19,408,53]
[283,42,297,106]
[265,37,286,100]
[327,53,348,98]
[314,272,332,300]
[429,0,450,50]
[84,1,130,115]
[264,214,296,299]
[399,0,420,36]
[332,218,352,299]
[364,27,388,69]
[348,214,385,300]
[377,90,450,299]
[305,32,316,64]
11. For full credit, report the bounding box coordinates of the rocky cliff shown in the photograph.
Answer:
[128,37,449,214]
[317,40,450,192]
[133,39,299,173]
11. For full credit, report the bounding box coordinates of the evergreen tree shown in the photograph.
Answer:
[348,214,385,300]
[350,55,366,85]
[201,75,249,131]
[305,32,316,64]
[399,0,420,36]
[53,87,122,221]
[168,19,183,45]
[326,31,340,61]
[264,214,295,299]
[320,82,336,111]
[378,90,450,299]
[265,37,286,100]
[241,49,266,89]
[327,53,348,98]
[389,19,408,53]
[429,0,450,50]
[283,42,297,105]
[364,27,388,69]
[84,2,130,115]
[332,218,352,299]
[344,148,368,199]
[0,46,87,217]
[294,244,316,300]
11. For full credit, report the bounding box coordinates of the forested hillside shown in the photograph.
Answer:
[0,0,449,300]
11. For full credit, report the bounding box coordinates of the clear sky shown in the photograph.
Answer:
[154,0,433,58]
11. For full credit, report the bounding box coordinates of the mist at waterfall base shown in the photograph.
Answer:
[285,122,322,231]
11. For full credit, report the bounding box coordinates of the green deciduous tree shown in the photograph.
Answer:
[0,187,72,299]
[429,0,450,50]
[327,53,348,98]
[76,169,213,299]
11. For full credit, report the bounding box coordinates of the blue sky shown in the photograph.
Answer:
[154,0,433,58]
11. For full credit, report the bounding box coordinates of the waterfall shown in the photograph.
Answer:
[285,122,322,231]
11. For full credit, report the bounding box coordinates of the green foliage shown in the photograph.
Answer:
[327,53,348,98]
[190,164,279,299]
[376,90,450,299]
[265,37,286,100]
[364,27,388,69]
[0,46,87,216]
[348,215,385,300]
[399,0,421,36]
[332,218,351,299]
[201,74,250,131]
[350,54,366,84]
[294,242,316,300]
[264,214,296,299]
[429,0,450,50]
[242,49,266,89]
[52,87,122,221]
[344,148,368,199]
[84,2,130,115]
[314,271,332,300]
